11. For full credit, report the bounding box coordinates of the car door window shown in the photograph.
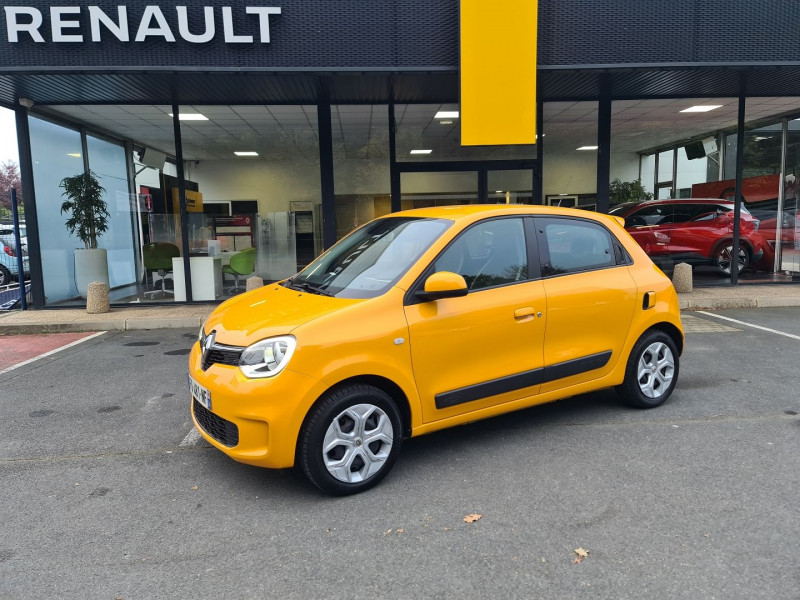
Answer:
[625,204,673,227]
[537,218,616,275]
[433,217,528,290]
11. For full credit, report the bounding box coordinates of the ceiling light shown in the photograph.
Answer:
[753,136,773,142]
[67,153,81,158]
[495,190,504,193]
[577,146,598,151]
[234,151,259,157]
[410,149,433,155]
[435,111,459,119]
[439,120,454,125]
[679,105,723,113]
[169,113,209,121]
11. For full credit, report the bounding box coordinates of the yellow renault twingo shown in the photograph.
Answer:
[189,205,683,495]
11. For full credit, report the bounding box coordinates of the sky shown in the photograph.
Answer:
[0,107,19,164]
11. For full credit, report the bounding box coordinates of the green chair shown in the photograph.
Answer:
[143,242,180,298]
[222,247,256,293]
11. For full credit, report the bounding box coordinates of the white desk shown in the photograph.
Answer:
[172,256,223,301]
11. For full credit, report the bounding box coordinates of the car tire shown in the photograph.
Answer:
[0,265,11,287]
[617,330,679,409]
[299,383,403,495]
[713,242,748,275]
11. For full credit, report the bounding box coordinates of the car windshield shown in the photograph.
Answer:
[285,216,452,299]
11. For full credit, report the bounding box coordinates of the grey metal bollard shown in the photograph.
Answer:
[86,281,110,314]
[672,262,693,293]
[245,276,264,292]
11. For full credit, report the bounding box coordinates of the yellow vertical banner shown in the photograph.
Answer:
[460,0,537,146]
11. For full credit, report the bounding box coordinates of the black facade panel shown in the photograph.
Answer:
[538,0,800,66]
[2,1,800,73]
[0,0,459,70]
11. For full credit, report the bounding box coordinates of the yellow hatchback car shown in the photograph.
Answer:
[189,205,683,495]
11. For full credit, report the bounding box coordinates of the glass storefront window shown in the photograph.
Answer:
[487,170,533,204]
[400,172,478,209]
[178,105,320,295]
[657,149,674,190]
[613,98,736,206]
[29,117,85,304]
[87,135,136,290]
[640,154,655,195]
[396,103,536,162]
[738,98,800,279]
[543,101,598,206]
[332,105,390,241]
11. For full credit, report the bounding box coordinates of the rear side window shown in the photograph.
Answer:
[536,218,616,276]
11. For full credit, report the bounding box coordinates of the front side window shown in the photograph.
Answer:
[538,218,616,275]
[286,217,451,299]
[433,217,528,291]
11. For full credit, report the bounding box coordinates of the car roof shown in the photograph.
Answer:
[378,203,624,227]
[631,198,733,206]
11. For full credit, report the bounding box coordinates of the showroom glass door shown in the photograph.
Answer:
[399,167,535,209]
[399,171,478,209]
[780,119,800,275]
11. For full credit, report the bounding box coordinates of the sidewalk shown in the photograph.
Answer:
[0,285,798,334]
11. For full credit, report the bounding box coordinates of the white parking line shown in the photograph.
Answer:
[697,311,800,341]
[0,331,106,376]
[179,428,202,447]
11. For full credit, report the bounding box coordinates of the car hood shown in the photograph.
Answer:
[202,283,362,347]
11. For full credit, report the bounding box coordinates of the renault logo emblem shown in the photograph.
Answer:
[202,330,216,367]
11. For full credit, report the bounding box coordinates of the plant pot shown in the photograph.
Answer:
[74,248,109,299]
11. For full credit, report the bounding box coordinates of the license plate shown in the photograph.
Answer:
[188,374,212,411]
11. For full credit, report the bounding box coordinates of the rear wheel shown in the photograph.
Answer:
[713,242,748,275]
[299,383,403,495]
[617,330,679,408]
[0,265,11,287]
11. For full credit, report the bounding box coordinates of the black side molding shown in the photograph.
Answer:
[435,350,612,410]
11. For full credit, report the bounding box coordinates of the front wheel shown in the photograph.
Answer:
[299,384,403,495]
[713,242,748,275]
[617,330,679,408]
[0,265,10,287]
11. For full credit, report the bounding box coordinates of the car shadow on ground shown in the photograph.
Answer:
[192,387,642,500]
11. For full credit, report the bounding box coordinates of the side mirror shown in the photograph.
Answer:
[415,271,468,301]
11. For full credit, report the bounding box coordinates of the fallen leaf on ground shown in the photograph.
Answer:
[396,529,405,534]
[463,513,482,523]
[572,547,589,564]
[190,485,198,490]
[383,529,393,536]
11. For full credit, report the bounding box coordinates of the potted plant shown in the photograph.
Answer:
[60,170,110,298]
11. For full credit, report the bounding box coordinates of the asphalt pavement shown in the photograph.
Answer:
[0,308,798,599]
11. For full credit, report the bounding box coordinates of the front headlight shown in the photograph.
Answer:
[239,336,296,378]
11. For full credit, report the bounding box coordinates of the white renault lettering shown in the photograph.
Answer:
[3,5,282,44]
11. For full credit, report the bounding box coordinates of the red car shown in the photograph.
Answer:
[609,199,765,275]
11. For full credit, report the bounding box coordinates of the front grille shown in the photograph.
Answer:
[202,346,241,371]
[193,400,239,447]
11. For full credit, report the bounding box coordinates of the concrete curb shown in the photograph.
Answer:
[0,316,204,334]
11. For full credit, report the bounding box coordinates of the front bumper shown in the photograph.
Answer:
[188,342,327,469]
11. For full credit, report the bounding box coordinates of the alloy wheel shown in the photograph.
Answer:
[717,244,747,275]
[637,341,675,399]
[322,403,394,483]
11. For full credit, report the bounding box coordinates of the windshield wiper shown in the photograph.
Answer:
[285,279,333,296]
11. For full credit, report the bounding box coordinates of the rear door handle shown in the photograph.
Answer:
[514,307,535,319]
